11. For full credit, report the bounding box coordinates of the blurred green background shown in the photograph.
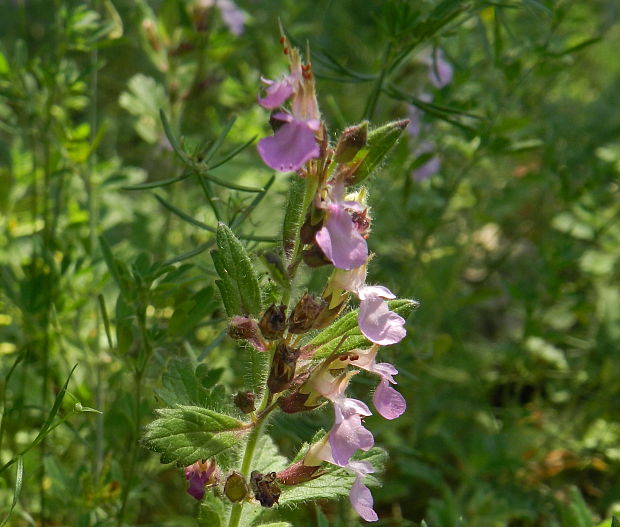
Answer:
[1,0,620,525]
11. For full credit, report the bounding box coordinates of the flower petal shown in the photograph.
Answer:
[373,379,406,420]
[358,296,406,345]
[329,398,374,466]
[350,472,379,522]
[258,77,295,109]
[357,285,396,301]
[257,120,320,172]
[315,205,368,270]
[217,0,245,35]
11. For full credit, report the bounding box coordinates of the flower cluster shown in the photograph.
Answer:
[253,35,408,522]
[182,34,413,524]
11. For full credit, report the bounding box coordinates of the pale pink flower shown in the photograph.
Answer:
[315,183,369,270]
[305,439,378,522]
[257,45,321,172]
[327,267,406,346]
[346,346,406,420]
[426,49,453,89]
[308,370,374,466]
[199,0,245,35]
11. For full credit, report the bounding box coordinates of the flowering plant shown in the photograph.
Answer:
[143,31,418,526]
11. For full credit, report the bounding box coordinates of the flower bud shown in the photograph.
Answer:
[228,316,268,351]
[267,342,300,393]
[334,121,368,163]
[288,293,327,334]
[259,304,287,340]
[234,391,256,414]
[224,471,249,503]
[276,461,324,485]
[250,471,281,507]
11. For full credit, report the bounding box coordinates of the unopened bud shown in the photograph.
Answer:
[224,471,249,502]
[250,471,281,507]
[288,293,327,334]
[276,461,324,486]
[267,342,300,393]
[234,391,256,414]
[228,316,268,351]
[259,304,287,340]
[334,121,368,163]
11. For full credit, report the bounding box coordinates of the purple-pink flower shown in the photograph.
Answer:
[357,286,407,346]
[185,459,217,500]
[257,43,321,172]
[305,438,378,522]
[198,0,245,35]
[346,346,406,420]
[307,370,375,466]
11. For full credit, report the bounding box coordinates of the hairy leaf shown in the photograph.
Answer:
[198,493,227,527]
[251,435,289,474]
[143,406,247,465]
[279,447,387,505]
[282,175,306,258]
[212,223,262,316]
[346,120,409,185]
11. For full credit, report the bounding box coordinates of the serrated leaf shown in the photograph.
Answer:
[346,120,409,185]
[212,223,262,316]
[282,175,306,257]
[279,447,387,505]
[155,358,208,406]
[307,299,419,359]
[143,406,247,466]
[251,435,289,474]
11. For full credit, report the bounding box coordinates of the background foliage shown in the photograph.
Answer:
[1,0,620,525]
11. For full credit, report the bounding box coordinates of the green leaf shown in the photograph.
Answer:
[282,175,306,257]
[279,447,386,506]
[143,406,247,466]
[155,358,210,407]
[160,109,189,163]
[154,193,217,233]
[251,435,289,474]
[345,119,409,185]
[307,299,419,359]
[212,223,262,316]
[0,456,23,527]
[122,173,191,191]
[611,517,620,527]
[198,493,227,527]
[260,251,290,290]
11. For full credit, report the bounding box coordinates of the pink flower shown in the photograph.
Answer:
[315,203,369,270]
[305,439,378,522]
[257,44,321,172]
[348,460,379,522]
[257,114,321,172]
[315,183,369,270]
[185,459,217,500]
[330,397,374,466]
[308,370,374,466]
[357,286,406,346]
[411,140,441,182]
[346,346,406,420]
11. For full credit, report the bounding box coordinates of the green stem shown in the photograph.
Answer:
[227,390,272,527]
[363,41,393,121]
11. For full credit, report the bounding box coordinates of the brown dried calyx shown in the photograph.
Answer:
[267,342,300,394]
[250,471,281,507]
[288,292,327,334]
[259,304,287,340]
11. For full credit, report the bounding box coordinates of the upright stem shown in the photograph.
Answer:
[227,389,272,527]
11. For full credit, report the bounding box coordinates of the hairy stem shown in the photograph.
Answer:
[227,388,273,527]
